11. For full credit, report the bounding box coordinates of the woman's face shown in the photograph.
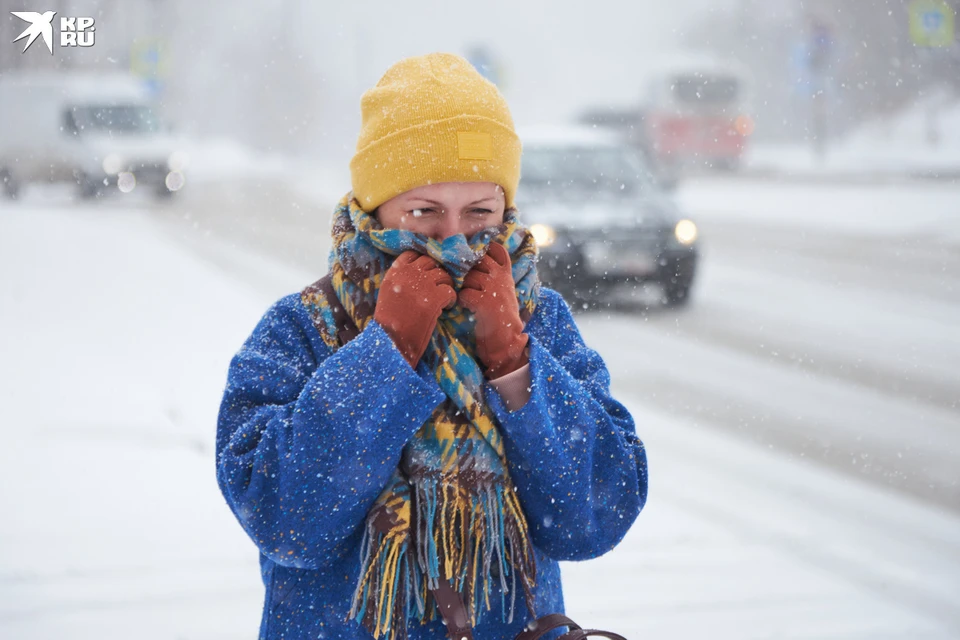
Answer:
[375,182,506,241]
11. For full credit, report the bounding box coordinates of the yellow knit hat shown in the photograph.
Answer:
[350,52,522,213]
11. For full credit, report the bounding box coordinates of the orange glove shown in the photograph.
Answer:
[374,250,457,369]
[458,242,529,379]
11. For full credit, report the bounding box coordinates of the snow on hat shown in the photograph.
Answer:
[350,52,522,213]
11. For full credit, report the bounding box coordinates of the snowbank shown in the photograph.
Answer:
[746,92,960,179]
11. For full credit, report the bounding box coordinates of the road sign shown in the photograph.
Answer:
[909,0,955,47]
[130,38,167,78]
[130,38,168,97]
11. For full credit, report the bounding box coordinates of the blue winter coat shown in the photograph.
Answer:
[216,285,648,640]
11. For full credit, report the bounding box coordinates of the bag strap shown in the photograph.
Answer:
[317,272,360,346]
[515,614,628,640]
[559,629,628,640]
[514,614,581,640]
[429,590,628,640]
[430,581,474,640]
[562,631,628,640]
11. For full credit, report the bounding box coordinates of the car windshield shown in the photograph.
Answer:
[66,104,163,135]
[521,146,650,195]
[672,75,740,105]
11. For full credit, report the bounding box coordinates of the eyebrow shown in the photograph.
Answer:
[405,197,499,206]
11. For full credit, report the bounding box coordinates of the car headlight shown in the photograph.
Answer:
[167,151,189,172]
[674,219,698,245]
[102,154,123,175]
[529,223,557,247]
[165,171,185,192]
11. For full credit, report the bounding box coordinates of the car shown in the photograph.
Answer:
[0,71,188,200]
[639,54,753,175]
[517,125,699,308]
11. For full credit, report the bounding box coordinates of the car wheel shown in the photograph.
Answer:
[1,168,20,200]
[562,286,613,314]
[568,296,601,314]
[76,172,104,200]
[552,285,591,313]
[662,282,692,307]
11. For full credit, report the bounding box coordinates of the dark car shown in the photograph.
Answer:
[517,125,699,308]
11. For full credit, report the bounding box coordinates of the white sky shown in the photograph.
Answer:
[297,0,730,144]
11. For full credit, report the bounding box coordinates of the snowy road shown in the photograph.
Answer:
[1,178,958,639]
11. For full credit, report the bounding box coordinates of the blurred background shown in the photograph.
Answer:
[1,1,958,638]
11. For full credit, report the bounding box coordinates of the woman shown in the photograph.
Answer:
[216,53,648,640]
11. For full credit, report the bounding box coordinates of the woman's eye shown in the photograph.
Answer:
[409,208,436,218]
[469,209,494,216]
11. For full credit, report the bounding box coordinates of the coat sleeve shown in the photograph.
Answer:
[483,290,648,561]
[215,295,447,570]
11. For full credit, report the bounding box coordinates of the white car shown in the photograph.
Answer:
[0,71,187,200]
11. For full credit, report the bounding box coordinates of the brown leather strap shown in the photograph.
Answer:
[559,629,628,640]
[430,580,474,640]
[428,588,626,640]
[514,613,581,640]
[514,613,628,640]
[317,273,360,346]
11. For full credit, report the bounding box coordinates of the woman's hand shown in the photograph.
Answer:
[374,250,457,369]
[458,242,529,379]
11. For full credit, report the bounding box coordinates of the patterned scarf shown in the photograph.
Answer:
[301,193,541,640]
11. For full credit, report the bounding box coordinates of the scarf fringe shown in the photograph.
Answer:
[348,477,537,640]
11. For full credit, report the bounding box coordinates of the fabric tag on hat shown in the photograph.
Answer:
[457,132,492,160]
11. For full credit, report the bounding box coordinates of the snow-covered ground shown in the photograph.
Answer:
[677,178,960,241]
[1,177,958,638]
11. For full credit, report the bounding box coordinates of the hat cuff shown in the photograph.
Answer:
[350,114,522,213]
